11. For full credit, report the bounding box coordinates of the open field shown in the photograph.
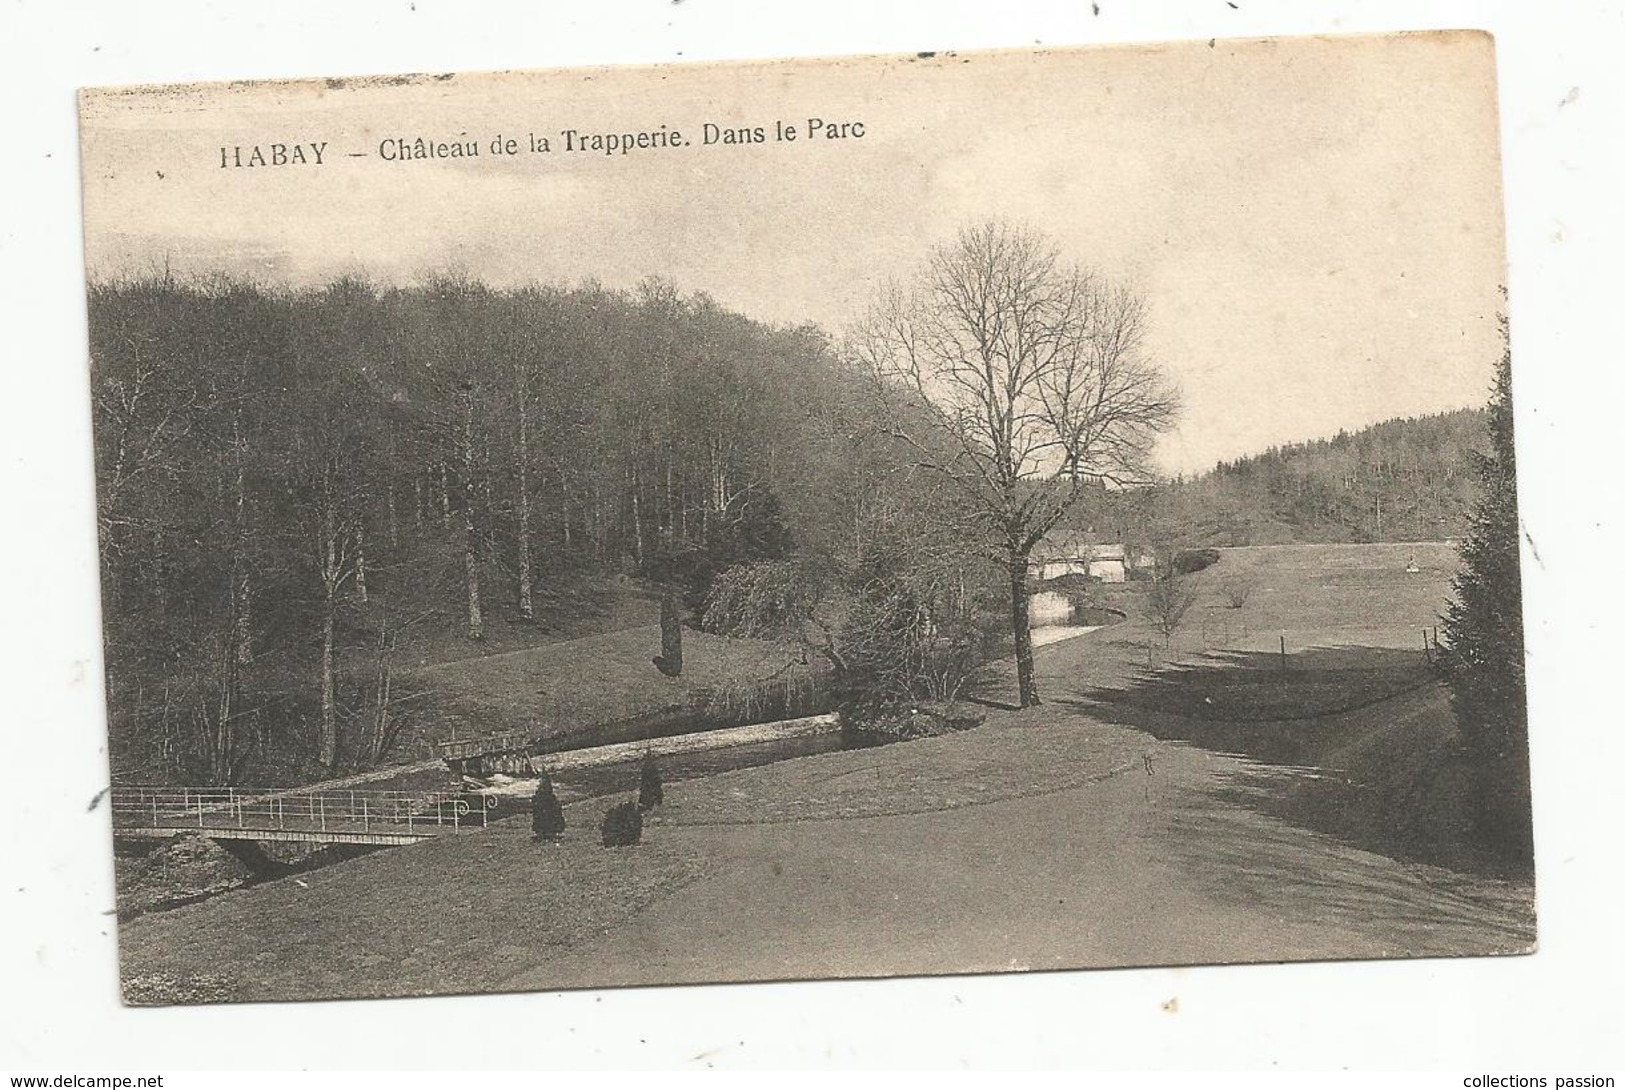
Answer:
[1166,541,1458,654]
[114,542,1533,1004]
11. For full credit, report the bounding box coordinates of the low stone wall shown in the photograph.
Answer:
[538,713,840,775]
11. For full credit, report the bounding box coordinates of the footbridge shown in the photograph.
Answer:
[110,785,499,847]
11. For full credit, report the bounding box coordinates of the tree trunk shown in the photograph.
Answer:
[206,636,238,785]
[318,498,340,770]
[354,518,369,604]
[664,454,675,543]
[657,589,683,677]
[438,462,452,530]
[369,621,393,765]
[231,411,253,665]
[233,563,253,667]
[461,385,484,640]
[516,393,534,621]
[319,600,337,769]
[592,479,607,559]
[631,464,646,570]
[1009,556,1040,707]
[679,476,689,543]
[481,434,496,557]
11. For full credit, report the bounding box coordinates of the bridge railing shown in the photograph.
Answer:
[110,786,499,836]
[435,730,533,763]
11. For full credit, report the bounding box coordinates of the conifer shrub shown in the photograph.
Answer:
[600,801,643,847]
[531,772,565,841]
[638,752,664,811]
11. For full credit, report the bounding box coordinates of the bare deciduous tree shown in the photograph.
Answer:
[1146,564,1201,650]
[1221,579,1254,610]
[853,220,1178,706]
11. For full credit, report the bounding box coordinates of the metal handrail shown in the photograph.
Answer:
[435,730,532,761]
[110,786,498,835]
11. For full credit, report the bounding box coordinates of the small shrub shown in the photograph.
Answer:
[600,801,643,847]
[1221,580,1253,609]
[531,772,565,841]
[1172,548,1221,575]
[638,753,664,811]
[839,699,986,741]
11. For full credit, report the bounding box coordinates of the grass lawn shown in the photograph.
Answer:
[650,705,1145,827]
[400,624,824,752]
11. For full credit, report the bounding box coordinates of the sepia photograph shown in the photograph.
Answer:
[76,32,1536,1007]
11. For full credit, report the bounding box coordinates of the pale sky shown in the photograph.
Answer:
[79,32,1507,474]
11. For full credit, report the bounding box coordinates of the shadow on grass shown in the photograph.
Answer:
[1071,646,1530,882]
[1158,786,1535,950]
[960,694,1022,712]
[1075,645,1437,766]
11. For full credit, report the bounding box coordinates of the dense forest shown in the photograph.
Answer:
[1137,409,1488,547]
[89,274,993,786]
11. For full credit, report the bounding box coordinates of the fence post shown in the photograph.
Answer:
[319,795,326,832]
[1279,635,1287,671]
[361,797,369,832]
[151,796,158,827]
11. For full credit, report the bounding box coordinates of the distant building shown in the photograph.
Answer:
[1031,530,1130,583]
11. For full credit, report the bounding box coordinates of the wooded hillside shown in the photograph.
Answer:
[89,275,912,785]
[1141,410,1488,547]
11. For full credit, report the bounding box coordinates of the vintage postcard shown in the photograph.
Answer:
[79,32,1534,1006]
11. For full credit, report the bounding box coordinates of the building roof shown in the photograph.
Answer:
[1033,528,1092,561]
[1033,530,1126,563]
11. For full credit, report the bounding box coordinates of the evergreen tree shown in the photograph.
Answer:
[1440,320,1532,868]
[638,752,664,811]
[531,771,565,841]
